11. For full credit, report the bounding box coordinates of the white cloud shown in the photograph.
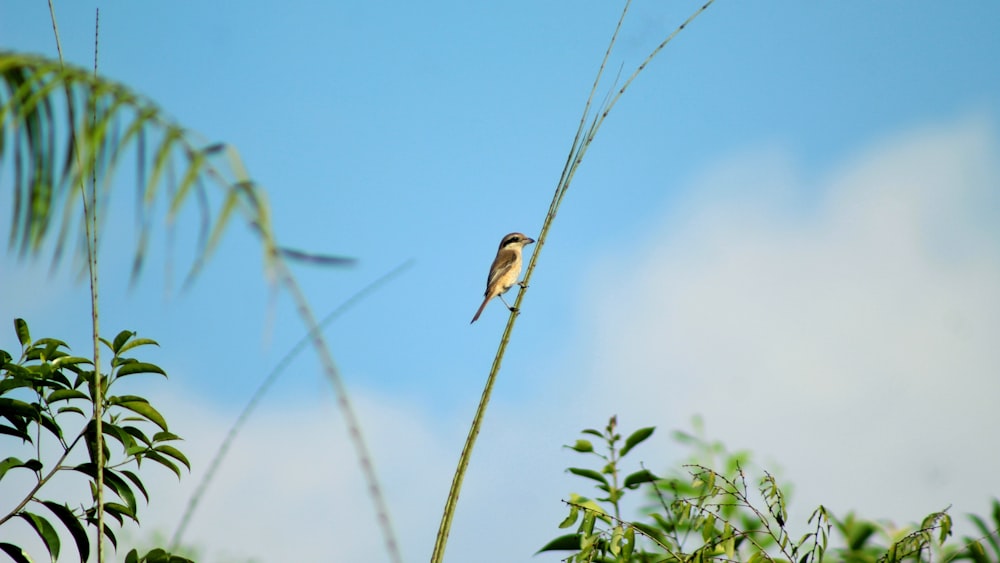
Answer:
[581,115,1000,530]
[111,385,576,563]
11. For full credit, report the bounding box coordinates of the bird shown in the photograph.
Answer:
[470,232,536,323]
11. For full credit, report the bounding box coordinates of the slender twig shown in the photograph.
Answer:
[0,430,86,526]
[431,2,715,561]
[169,260,413,550]
[86,11,106,561]
[46,3,108,559]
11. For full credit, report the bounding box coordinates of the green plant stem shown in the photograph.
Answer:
[430,310,521,562]
[607,426,622,521]
[431,5,631,562]
[431,2,715,560]
[86,12,105,562]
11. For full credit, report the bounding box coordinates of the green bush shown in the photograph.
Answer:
[541,416,1000,563]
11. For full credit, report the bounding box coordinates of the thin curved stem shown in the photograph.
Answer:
[275,258,403,563]
[169,260,412,550]
[431,2,716,560]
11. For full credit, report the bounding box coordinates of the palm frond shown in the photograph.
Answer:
[0,51,276,280]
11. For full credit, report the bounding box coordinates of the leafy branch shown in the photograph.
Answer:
[0,318,190,562]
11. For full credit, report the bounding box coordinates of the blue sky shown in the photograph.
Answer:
[2,1,1000,562]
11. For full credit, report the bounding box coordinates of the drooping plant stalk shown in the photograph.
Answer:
[170,260,413,551]
[430,2,716,561]
[272,259,403,563]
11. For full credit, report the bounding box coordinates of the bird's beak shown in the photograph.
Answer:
[525,237,536,245]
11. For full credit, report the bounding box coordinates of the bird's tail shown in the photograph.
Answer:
[470,296,490,324]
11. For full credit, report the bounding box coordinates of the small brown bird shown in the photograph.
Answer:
[470,232,536,323]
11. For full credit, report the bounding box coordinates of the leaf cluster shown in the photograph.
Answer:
[540,416,1000,563]
[0,318,191,562]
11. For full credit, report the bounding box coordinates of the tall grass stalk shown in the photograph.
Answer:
[430,1,716,561]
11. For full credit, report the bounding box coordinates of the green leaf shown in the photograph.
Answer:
[968,513,1000,557]
[0,397,37,418]
[567,467,608,487]
[102,504,126,525]
[121,469,150,502]
[724,522,735,559]
[939,513,952,542]
[104,502,136,524]
[71,462,98,479]
[0,456,42,479]
[559,505,580,529]
[37,339,68,359]
[46,388,89,402]
[51,356,92,370]
[56,405,86,417]
[620,426,655,457]
[122,425,153,446]
[152,431,181,442]
[581,428,603,438]
[623,525,635,560]
[14,318,31,347]
[1,362,32,381]
[581,510,597,535]
[632,521,665,542]
[104,470,139,516]
[0,543,32,563]
[18,511,60,561]
[651,512,675,533]
[154,444,191,470]
[112,330,135,353]
[0,423,32,441]
[139,548,195,563]
[536,533,581,553]
[109,398,168,431]
[143,450,182,478]
[702,513,716,542]
[116,337,159,355]
[41,501,90,563]
[623,469,659,489]
[967,540,988,563]
[610,525,623,556]
[115,361,167,378]
[104,423,138,451]
[567,439,594,453]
